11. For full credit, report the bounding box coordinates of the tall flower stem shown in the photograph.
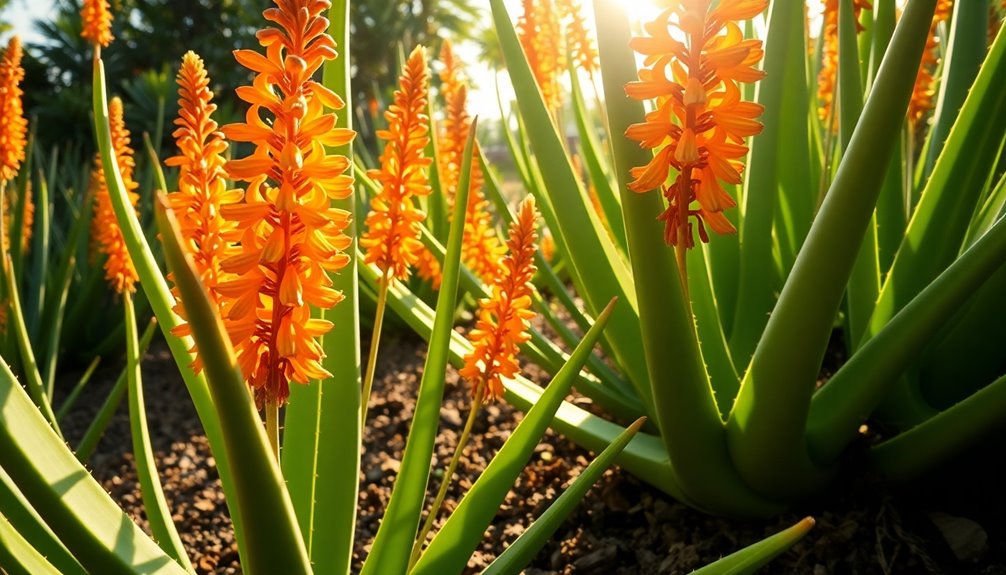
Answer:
[265,398,279,462]
[360,271,390,432]
[408,385,485,570]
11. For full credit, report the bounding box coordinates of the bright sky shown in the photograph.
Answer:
[3,0,54,45]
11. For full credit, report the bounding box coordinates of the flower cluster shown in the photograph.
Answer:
[460,197,539,402]
[816,0,873,126]
[92,97,140,294]
[908,0,955,127]
[218,0,355,407]
[166,51,238,367]
[361,46,432,282]
[0,36,27,182]
[167,51,237,294]
[517,0,565,112]
[557,0,599,77]
[626,0,767,248]
[438,41,504,284]
[81,0,113,48]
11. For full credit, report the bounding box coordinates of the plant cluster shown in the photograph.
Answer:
[0,0,1003,574]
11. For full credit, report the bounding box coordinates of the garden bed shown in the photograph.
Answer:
[61,334,1006,574]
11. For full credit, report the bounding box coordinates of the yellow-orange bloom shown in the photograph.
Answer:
[908,0,954,127]
[460,197,539,402]
[438,41,505,284]
[517,0,565,112]
[557,0,599,77]
[361,46,432,281]
[81,0,114,48]
[414,248,443,288]
[626,0,767,248]
[817,0,872,126]
[92,97,139,294]
[166,51,237,295]
[219,0,355,407]
[0,36,27,182]
[166,52,238,364]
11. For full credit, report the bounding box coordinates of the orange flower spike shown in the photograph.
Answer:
[816,0,872,125]
[0,36,27,182]
[556,0,599,77]
[908,0,954,127]
[460,197,539,402]
[361,46,433,281]
[81,0,114,48]
[517,0,565,112]
[437,41,505,284]
[625,0,767,249]
[166,51,236,294]
[92,97,140,294]
[219,0,355,407]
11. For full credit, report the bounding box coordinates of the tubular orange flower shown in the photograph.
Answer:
[92,97,140,294]
[80,0,114,48]
[556,0,599,77]
[626,0,767,249]
[517,0,565,112]
[908,0,954,127]
[166,51,238,362]
[414,247,443,289]
[459,197,539,402]
[218,0,355,407]
[361,45,432,282]
[0,36,27,182]
[816,0,872,126]
[438,41,505,284]
[166,51,237,296]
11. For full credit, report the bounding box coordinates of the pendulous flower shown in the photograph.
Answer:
[92,96,140,294]
[0,36,27,183]
[81,0,114,48]
[361,46,433,282]
[460,197,539,402]
[218,0,356,407]
[625,0,767,248]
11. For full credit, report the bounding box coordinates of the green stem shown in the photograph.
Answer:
[266,399,280,463]
[123,292,193,571]
[360,272,390,432]
[408,386,484,570]
[726,0,939,501]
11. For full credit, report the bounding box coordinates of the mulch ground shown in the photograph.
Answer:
[58,332,1006,574]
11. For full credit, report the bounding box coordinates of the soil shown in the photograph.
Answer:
[58,332,1006,575]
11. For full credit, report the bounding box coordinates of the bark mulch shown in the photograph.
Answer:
[58,334,1006,574]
